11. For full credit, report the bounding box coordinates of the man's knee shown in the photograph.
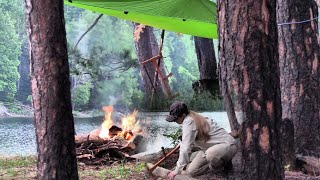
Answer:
[205,143,237,168]
[184,151,207,175]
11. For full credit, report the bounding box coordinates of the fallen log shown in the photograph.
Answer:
[75,133,145,165]
[75,125,130,145]
[131,147,179,165]
[147,145,180,174]
[146,163,197,180]
[76,139,134,165]
[296,155,320,176]
[75,128,101,145]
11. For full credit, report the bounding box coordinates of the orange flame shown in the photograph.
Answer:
[99,106,114,139]
[99,106,141,141]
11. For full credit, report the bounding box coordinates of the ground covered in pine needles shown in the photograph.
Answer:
[0,155,319,180]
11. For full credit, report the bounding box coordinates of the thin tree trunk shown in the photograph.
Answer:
[194,37,217,80]
[25,0,79,179]
[218,0,284,179]
[134,24,168,110]
[193,37,220,97]
[277,0,320,157]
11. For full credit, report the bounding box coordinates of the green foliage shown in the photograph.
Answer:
[72,82,93,110]
[163,128,182,146]
[95,70,144,109]
[0,0,223,113]
[0,5,22,102]
[190,92,225,111]
[163,32,199,101]
[26,95,33,104]
[66,12,144,109]
[64,9,220,111]
[135,162,146,172]
[0,0,25,36]
[2,101,33,115]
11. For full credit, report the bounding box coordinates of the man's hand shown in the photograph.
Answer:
[168,171,177,180]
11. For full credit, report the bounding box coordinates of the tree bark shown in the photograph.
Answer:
[218,0,284,179]
[277,0,320,157]
[194,37,217,80]
[25,0,79,179]
[134,24,168,109]
[193,37,219,97]
[279,118,295,170]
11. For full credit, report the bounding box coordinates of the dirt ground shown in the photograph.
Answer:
[195,151,320,180]
[1,154,319,180]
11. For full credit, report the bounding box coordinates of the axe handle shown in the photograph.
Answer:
[148,145,180,173]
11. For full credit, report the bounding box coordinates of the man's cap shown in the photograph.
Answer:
[165,101,189,122]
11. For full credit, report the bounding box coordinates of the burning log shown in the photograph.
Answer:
[76,133,144,165]
[75,126,137,145]
[75,123,145,165]
[75,105,146,165]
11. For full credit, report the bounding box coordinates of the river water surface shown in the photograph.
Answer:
[0,112,230,156]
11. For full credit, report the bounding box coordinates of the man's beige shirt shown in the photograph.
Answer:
[174,115,236,174]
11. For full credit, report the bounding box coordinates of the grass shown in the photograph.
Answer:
[0,156,37,179]
[0,156,36,169]
[0,156,148,180]
[99,165,132,179]
[79,161,147,180]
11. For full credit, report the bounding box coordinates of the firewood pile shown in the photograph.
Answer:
[75,126,145,166]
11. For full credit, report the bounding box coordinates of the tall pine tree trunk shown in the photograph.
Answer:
[25,0,79,179]
[193,37,219,96]
[277,0,320,156]
[134,24,168,109]
[218,0,284,179]
[192,37,241,133]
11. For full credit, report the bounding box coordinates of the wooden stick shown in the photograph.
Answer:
[147,145,180,174]
[161,147,167,156]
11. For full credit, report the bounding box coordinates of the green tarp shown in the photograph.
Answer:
[64,0,218,39]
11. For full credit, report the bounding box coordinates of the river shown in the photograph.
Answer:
[0,112,230,156]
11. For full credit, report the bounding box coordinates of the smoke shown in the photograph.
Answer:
[138,132,174,154]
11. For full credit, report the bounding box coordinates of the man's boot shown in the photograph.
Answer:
[222,160,233,174]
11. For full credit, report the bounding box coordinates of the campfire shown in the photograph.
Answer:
[99,105,141,141]
[75,106,145,165]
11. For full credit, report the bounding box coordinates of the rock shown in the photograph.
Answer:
[0,105,11,117]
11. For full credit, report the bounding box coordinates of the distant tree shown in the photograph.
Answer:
[17,41,31,104]
[3,0,33,104]
[193,37,219,96]
[0,7,21,102]
[25,0,78,179]
[72,82,92,110]
[164,32,199,101]
[66,14,142,109]
[134,24,169,109]
[191,37,225,111]
[277,0,320,156]
[218,0,284,179]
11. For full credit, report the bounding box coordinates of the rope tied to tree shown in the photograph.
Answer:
[278,16,319,26]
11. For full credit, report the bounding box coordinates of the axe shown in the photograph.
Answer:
[146,145,180,175]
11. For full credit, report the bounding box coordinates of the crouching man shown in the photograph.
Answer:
[165,101,237,180]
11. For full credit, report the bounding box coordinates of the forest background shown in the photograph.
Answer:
[0,0,223,117]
